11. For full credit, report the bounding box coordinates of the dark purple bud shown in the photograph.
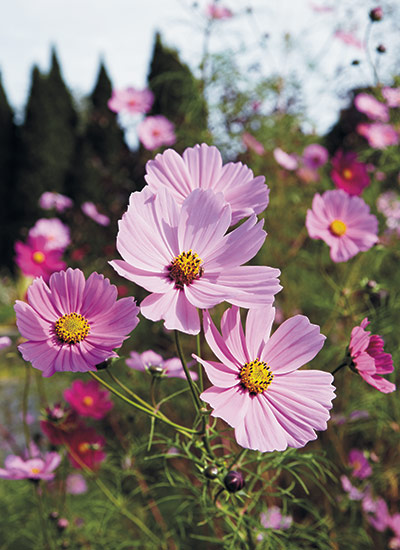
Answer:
[204,465,219,479]
[369,7,383,22]
[224,470,245,493]
[376,44,386,53]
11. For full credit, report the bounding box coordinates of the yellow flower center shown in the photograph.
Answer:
[78,442,90,453]
[343,169,353,180]
[31,467,41,474]
[82,396,94,407]
[239,358,274,394]
[55,313,90,344]
[32,251,45,264]
[329,219,347,237]
[168,250,203,289]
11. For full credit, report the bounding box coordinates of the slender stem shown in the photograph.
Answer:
[364,21,379,85]
[22,365,31,451]
[107,369,153,412]
[35,370,48,408]
[227,448,248,470]
[174,331,202,412]
[196,331,204,393]
[34,484,53,550]
[331,361,349,376]
[150,377,158,408]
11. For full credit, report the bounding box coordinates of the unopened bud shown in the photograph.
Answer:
[224,470,245,493]
[148,364,165,377]
[376,44,386,53]
[204,465,219,479]
[57,518,69,531]
[369,7,383,22]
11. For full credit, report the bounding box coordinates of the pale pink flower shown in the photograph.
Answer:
[273,148,298,170]
[341,475,366,500]
[29,218,71,251]
[297,166,320,184]
[0,451,61,481]
[260,506,293,529]
[242,132,265,155]
[0,336,12,350]
[382,87,400,108]
[81,202,110,226]
[354,93,389,122]
[306,189,378,262]
[195,305,334,452]
[126,350,198,380]
[15,236,66,282]
[334,30,363,49]
[389,515,400,548]
[349,318,395,393]
[348,449,372,479]
[206,3,233,19]
[15,268,139,377]
[63,379,114,419]
[66,473,88,494]
[362,495,390,531]
[108,87,154,115]
[309,3,334,13]
[357,123,399,149]
[138,115,176,150]
[111,187,281,335]
[302,144,329,169]
[39,192,73,212]
[145,143,269,225]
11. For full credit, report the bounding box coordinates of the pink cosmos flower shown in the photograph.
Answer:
[15,268,139,377]
[107,87,154,115]
[354,93,389,122]
[362,495,390,531]
[302,144,329,169]
[309,3,334,13]
[111,187,281,335]
[348,449,372,479]
[297,166,320,184]
[15,236,66,282]
[357,122,399,149]
[260,506,293,529]
[29,218,71,251]
[273,148,298,170]
[334,30,363,49]
[195,305,334,452]
[144,143,269,226]
[39,192,73,212]
[40,404,80,445]
[331,150,370,196]
[0,451,61,481]
[138,115,176,150]
[63,379,114,419]
[0,336,12,350]
[206,3,233,19]
[340,475,366,500]
[81,202,110,226]
[382,87,400,108]
[377,191,400,233]
[389,515,400,548]
[349,318,395,393]
[126,350,198,380]
[306,189,378,263]
[65,427,106,470]
[66,473,88,494]
[242,132,265,156]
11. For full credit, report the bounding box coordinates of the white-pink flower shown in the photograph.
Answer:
[81,202,110,226]
[357,123,399,149]
[382,87,400,108]
[39,192,73,212]
[29,218,71,251]
[108,87,154,115]
[242,132,265,156]
[273,148,298,170]
[206,3,233,19]
[354,93,389,122]
[138,115,176,150]
[127,350,198,380]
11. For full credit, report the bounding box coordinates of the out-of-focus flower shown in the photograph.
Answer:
[15,236,66,282]
[348,410,369,421]
[273,147,298,170]
[309,3,334,13]
[0,336,12,350]
[65,427,106,470]
[382,87,400,108]
[111,187,281,335]
[377,191,400,234]
[40,404,80,445]
[331,150,370,196]
[81,202,110,226]
[242,132,265,155]
[375,170,386,182]
[0,451,61,481]
[259,506,293,530]
[357,122,399,149]
[297,166,320,184]
[15,268,139,377]
[195,305,334,452]
[369,7,383,22]
[354,93,389,122]
[137,115,176,150]
[349,318,395,393]
[39,192,73,212]
[145,143,269,225]
[206,3,233,19]
[348,449,372,479]
[306,189,378,262]
[340,475,366,500]
[127,350,198,379]
[107,87,154,115]
[389,515,400,548]
[66,473,88,494]
[29,218,71,251]
[362,495,390,531]
[334,30,363,49]
[64,380,114,419]
[302,144,329,169]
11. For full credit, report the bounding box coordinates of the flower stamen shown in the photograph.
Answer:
[330,219,347,236]
[32,251,45,264]
[239,358,274,394]
[55,313,90,344]
[168,250,203,289]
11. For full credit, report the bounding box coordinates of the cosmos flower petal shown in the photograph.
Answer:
[145,148,193,200]
[14,301,52,341]
[200,385,250,427]
[194,356,239,388]
[353,352,376,374]
[202,310,241,369]
[358,373,396,393]
[220,306,249,365]
[18,340,59,377]
[183,143,223,189]
[110,260,174,293]
[81,272,118,318]
[183,278,230,309]
[140,289,200,334]
[26,277,61,320]
[49,269,86,313]
[245,306,275,359]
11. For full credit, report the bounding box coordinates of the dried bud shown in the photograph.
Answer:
[224,470,245,493]
[376,44,386,53]
[204,465,219,479]
[369,7,383,22]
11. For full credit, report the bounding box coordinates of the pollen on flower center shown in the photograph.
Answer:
[239,358,274,394]
[32,251,45,264]
[78,442,90,453]
[168,250,203,289]
[82,396,94,407]
[55,313,90,344]
[31,467,41,474]
[329,219,347,237]
[343,169,353,180]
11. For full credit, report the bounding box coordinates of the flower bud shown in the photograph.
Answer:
[49,511,59,521]
[148,364,165,377]
[204,465,219,479]
[57,518,69,532]
[224,470,245,493]
[369,7,383,22]
[376,44,386,53]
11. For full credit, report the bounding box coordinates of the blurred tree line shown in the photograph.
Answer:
[0,33,208,270]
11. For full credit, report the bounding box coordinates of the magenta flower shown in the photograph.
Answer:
[15,236,66,282]
[354,93,389,122]
[195,305,334,452]
[66,473,88,494]
[39,191,73,212]
[349,318,395,393]
[138,115,176,151]
[273,147,298,170]
[357,122,399,149]
[302,144,329,169]
[81,202,110,226]
[65,426,106,470]
[0,451,61,481]
[15,268,139,377]
[63,379,114,419]
[127,350,198,380]
[108,87,154,115]
[29,218,71,251]
[382,87,400,108]
[331,150,370,196]
[145,143,269,226]
[111,188,281,335]
[206,3,233,19]
[242,132,265,156]
[348,449,372,479]
[306,189,378,263]
[259,506,293,530]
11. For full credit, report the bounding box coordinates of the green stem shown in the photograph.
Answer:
[107,369,153,412]
[174,331,202,412]
[34,484,53,550]
[196,331,204,393]
[331,361,349,376]
[22,365,31,451]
